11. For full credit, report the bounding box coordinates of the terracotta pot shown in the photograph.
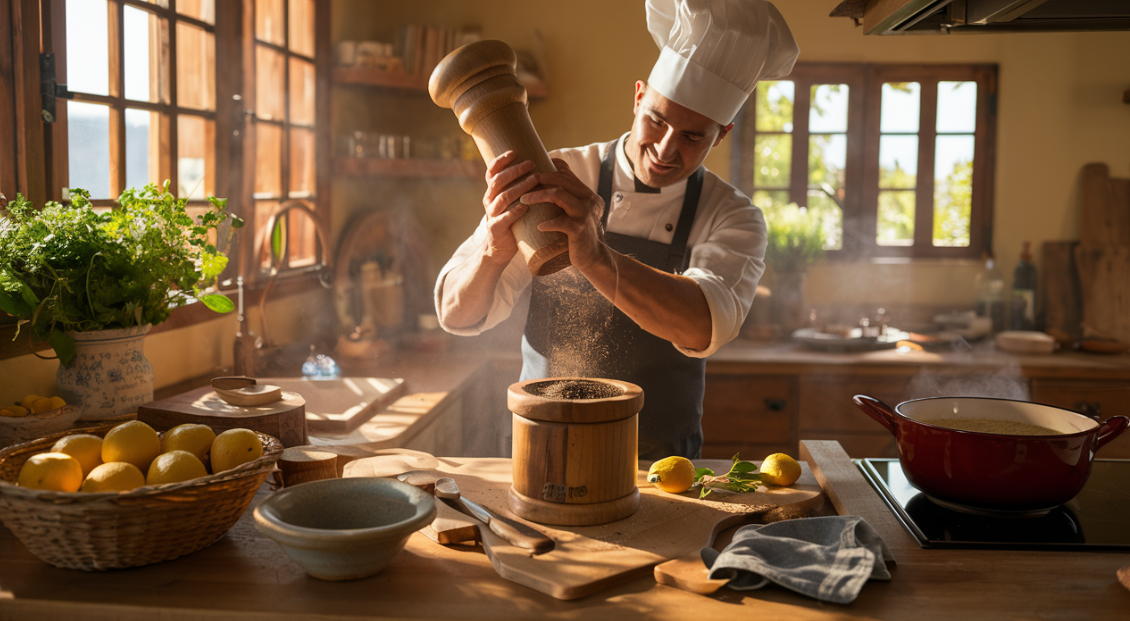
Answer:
[854,395,1128,515]
[56,325,154,421]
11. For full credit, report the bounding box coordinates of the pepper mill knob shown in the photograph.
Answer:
[429,40,570,277]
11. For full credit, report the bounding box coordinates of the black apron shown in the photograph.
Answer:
[520,139,707,460]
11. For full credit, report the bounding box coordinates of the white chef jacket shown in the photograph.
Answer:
[434,133,767,358]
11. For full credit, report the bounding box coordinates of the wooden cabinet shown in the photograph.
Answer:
[1031,378,1130,458]
[701,374,798,459]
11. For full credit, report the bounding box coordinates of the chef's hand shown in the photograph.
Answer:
[480,151,537,265]
[522,158,608,271]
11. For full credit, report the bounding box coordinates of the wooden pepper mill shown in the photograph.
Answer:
[429,40,571,276]
[507,378,643,526]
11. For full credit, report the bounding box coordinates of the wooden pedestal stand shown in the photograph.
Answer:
[507,378,643,526]
[429,40,570,276]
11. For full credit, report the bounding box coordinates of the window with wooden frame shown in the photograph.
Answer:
[733,63,997,260]
[248,0,322,275]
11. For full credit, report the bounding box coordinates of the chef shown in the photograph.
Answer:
[434,0,799,459]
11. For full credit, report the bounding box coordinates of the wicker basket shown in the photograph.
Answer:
[0,424,282,570]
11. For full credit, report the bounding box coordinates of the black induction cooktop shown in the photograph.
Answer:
[858,458,1130,550]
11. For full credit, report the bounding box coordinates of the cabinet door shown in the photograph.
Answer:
[798,375,906,458]
[1031,379,1130,459]
[701,375,797,459]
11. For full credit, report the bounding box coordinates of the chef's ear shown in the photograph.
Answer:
[714,122,735,146]
[633,81,648,114]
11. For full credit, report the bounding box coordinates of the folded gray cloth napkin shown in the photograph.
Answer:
[705,515,894,604]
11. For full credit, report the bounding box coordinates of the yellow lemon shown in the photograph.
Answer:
[17,452,83,492]
[20,394,41,410]
[161,424,216,468]
[102,420,161,473]
[210,428,263,473]
[647,456,697,493]
[81,462,146,492]
[51,434,103,477]
[30,397,55,414]
[146,450,208,485]
[759,453,802,487]
[2,405,30,418]
[48,396,67,410]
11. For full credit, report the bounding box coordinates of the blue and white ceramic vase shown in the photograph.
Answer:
[56,325,154,421]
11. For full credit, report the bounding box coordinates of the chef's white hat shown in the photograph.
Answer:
[646,0,799,125]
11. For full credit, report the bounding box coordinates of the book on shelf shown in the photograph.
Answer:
[395,24,483,76]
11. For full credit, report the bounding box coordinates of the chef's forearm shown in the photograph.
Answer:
[581,247,713,351]
[438,244,513,330]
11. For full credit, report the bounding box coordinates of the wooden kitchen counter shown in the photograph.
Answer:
[0,441,1126,620]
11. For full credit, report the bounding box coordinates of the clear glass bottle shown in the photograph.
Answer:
[975,251,1006,333]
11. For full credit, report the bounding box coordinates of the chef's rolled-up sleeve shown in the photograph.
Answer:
[434,216,532,336]
[675,184,767,358]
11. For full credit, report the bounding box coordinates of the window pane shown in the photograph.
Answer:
[256,45,285,121]
[124,6,165,102]
[66,0,109,96]
[877,191,914,246]
[255,123,282,197]
[256,0,285,45]
[755,81,794,132]
[287,208,317,267]
[752,190,790,211]
[934,135,975,247]
[177,116,214,199]
[879,135,917,188]
[289,57,315,125]
[880,83,920,133]
[256,199,281,270]
[937,81,977,133]
[125,109,160,190]
[753,135,791,188]
[176,23,216,110]
[809,85,848,133]
[177,0,215,24]
[139,0,169,7]
[290,128,315,196]
[67,102,111,199]
[806,193,843,251]
[289,0,315,57]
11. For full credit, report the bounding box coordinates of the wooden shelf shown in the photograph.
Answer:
[333,156,483,179]
[332,66,547,100]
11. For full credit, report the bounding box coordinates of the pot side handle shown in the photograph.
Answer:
[1094,416,1130,452]
[852,395,899,436]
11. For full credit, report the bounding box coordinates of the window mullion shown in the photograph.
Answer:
[168,8,179,197]
[858,65,883,258]
[108,1,126,197]
[790,80,810,208]
[915,80,938,250]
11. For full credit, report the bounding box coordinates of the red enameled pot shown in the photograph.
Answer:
[854,395,1129,515]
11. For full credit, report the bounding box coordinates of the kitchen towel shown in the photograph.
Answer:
[705,515,894,604]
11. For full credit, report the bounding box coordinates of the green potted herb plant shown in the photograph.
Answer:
[764,204,826,334]
[0,182,242,420]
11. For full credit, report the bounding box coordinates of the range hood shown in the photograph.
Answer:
[831,0,1130,35]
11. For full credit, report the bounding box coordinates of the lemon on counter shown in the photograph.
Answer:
[102,420,161,473]
[647,456,697,493]
[161,424,216,469]
[82,462,146,492]
[210,428,263,473]
[147,450,208,485]
[17,452,83,492]
[51,434,103,477]
[759,453,802,487]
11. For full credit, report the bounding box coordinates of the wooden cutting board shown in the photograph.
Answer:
[258,377,406,434]
[345,451,826,600]
[138,386,307,447]
[1042,241,1083,341]
[1075,245,1130,343]
[1080,163,1130,247]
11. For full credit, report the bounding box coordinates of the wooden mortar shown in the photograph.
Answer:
[429,40,570,276]
[508,378,643,526]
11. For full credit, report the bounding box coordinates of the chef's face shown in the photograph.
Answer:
[625,81,733,188]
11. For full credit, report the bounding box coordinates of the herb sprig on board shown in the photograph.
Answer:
[0,182,242,363]
[693,454,762,499]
